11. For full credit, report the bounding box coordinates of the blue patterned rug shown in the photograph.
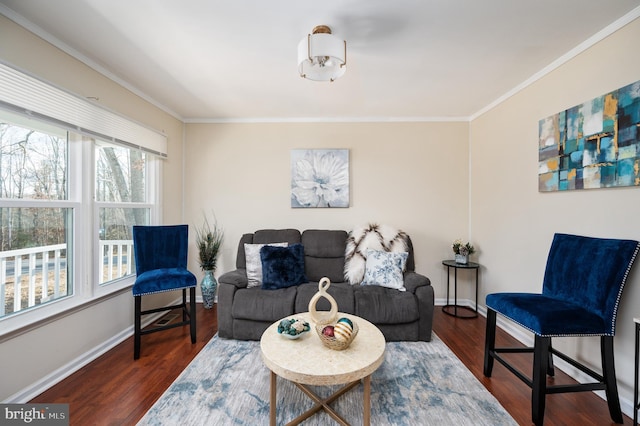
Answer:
[137,334,516,425]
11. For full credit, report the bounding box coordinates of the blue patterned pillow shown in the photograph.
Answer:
[260,243,308,290]
[361,249,408,291]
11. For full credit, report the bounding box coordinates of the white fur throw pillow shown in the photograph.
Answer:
[344,223,409,284]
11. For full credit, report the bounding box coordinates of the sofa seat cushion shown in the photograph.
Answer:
[354,285,419,324]
[295,282,355,314]
[232,287,297,322]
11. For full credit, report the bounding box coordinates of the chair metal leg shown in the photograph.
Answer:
[532,335,550,426]
[134,295,142,360]
[189,287,197,343]
[601,336,623,423]
[484,308,497,376]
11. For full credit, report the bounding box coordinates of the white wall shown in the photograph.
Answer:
[0,16,186,401]
[184,121,471,299]
[470,17,640,406]
[3,6,639,416]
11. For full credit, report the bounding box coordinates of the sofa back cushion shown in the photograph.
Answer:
[235,233,254,269]
[235,229,302,269]
[302,229,348,282]
[234,229,417,280]
[405,236,416,272]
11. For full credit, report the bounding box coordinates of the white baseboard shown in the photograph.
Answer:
[5,301,176,403]
[435,298,635,420]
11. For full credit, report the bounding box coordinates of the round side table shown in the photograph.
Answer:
[260,312,385,426]
[442,259,480,318]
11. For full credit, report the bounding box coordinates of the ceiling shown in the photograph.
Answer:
[1,0,639,122]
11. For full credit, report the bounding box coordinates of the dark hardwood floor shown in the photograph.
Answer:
[31,304,219,425]
[30,304,632,425]
[433,308,632,426]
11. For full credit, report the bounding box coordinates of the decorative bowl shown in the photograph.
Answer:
[277,317,311,339]
[279,329,310,339]
[315,317,359,351]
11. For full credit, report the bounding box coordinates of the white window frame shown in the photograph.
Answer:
[0,62,165,337]
[0,128,82,335]
[92,141,161,298]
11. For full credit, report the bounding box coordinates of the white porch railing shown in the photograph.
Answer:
[1,240,134,316]
[0,244,66,316]
[99,240,134,284]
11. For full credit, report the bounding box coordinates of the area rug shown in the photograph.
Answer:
[137,334,516,426]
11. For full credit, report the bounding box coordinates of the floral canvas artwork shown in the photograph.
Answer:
[538,80,640,191]
[291,149,349,208]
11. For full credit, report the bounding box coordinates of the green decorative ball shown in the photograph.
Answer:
[337,317,353,329]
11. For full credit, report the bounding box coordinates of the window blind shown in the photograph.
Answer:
[0,61,167,158]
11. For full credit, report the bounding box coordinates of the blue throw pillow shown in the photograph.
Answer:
[260,243,308,290]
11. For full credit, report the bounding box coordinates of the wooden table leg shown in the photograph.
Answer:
[288,381,357,426]
[270,372,277,426]
[363,375,371,426]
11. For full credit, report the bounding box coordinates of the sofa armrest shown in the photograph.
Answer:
[218,269,249,289]
[217,269,248,339]
[404,271,434,340]
[415,283,434,341]
[403,271,431,293]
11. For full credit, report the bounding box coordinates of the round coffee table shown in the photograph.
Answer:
[260,312,385,426]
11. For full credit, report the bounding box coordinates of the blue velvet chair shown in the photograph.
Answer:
[132,225,197,360]
[484,233,639,426]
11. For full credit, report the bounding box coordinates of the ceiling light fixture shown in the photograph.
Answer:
[297,25,346,82]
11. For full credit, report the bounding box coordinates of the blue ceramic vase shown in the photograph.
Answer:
[201,270,217,309]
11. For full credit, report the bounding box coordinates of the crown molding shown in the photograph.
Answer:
[2,3,639,125]
[183,116,470,124]
[470,6,640,121]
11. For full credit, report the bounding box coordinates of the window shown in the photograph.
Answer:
[0,114,160,325]
[0,116,72,318]
[95,142,151,285]
[0,62,166,332]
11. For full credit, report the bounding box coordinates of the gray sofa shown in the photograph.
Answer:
[217,229,434,341]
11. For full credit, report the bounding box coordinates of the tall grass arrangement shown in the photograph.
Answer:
[195,215,224,271]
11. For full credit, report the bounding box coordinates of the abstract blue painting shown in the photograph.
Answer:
[291,149,349,208]
[539,80,640,191]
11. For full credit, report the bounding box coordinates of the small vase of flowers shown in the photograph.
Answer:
[452,238,475,264]
[195,215,224,309]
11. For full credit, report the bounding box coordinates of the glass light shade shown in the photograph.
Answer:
[297,33,346,82]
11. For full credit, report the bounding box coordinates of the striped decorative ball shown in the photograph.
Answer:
[337,317,353,330]
[333,322,353,342]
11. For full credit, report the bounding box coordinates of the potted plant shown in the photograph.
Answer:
[452,238,475,264]
[195,215,224,309]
